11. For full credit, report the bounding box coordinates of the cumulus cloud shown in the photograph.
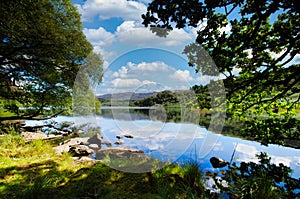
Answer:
[115,21,193,47]
[111,78,159,88]
[196,75,223,85]
[112,66,128,78]
[83,27,114,46]
[235,143,260,163]
[112,78,141,88]
[110,61,170,81]
[142,80,157,85]
[170,70,194,82]
[76,0,147,21]
[270,155,292,167]
[92,46,116,64]
[127,61,169,72]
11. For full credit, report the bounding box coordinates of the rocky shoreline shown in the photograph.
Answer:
[20,121,144,163]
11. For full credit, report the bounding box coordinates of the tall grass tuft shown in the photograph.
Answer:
[153,162,208,198]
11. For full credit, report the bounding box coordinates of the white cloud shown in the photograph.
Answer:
[127,61,169,72]
[83,27,114,46]
[77,0,147,21]
[92,46,116,64]
[142,80,157,85]
[112,78,141,88]
[115,21,193,47]
[196,75,215,85]
[103,61,109,70]
[270,155,292,167]
[83,28,116,64]
[236,144,259,156]
[111,78,157,88]
[113,66,128,78]
[170,70,194,82]
[235,143,260,163]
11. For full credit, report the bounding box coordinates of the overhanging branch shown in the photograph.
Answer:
[0,109,66,121]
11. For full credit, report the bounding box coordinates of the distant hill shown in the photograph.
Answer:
[97,92,159,103]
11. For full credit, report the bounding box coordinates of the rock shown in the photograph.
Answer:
[21,131,47,141]
[96,147,145,160]
[95,147,163,173]
[58,131,70,136]
[116,135,123,139]
[114,140,123,145]
[102,141,112,147]
[210,157,228,168]
[74,129,84,135]
[21,131,63,141]
[87,134,102,149]
[61,128,72,134]
[72,156,99,163]
[53,144,70,155]
[124,134,133,139]
[89,144,100,149]
[61,137,89,146]
[54,137,100,156]
[69,145,94,157]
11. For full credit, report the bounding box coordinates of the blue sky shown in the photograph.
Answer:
[72,0,222,95]
[72,0,299,95]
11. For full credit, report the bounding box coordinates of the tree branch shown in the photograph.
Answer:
[0,109,66,121]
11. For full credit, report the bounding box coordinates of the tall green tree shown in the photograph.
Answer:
[142,0,300,115]
[0,0,95,120]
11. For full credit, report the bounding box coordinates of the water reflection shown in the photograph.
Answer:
[26,107,300,178]
[98,107,300,178]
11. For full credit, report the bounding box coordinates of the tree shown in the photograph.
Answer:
[73,52,103,116]
[211,152,300,198]
[0,0,95,120]
[142,0,300,115]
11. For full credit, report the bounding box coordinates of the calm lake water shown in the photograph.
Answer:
[26,107,300,178]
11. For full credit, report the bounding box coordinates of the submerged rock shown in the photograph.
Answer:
[96,147,146,160]
[116,135,123,139]
[114,140,123,145]
[124,134,134,139]
[102,141,112,147]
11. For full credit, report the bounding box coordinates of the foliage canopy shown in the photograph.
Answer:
[142,0,300,115]
[0,0,102,120]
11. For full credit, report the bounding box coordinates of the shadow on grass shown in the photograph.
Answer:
[0,159,161,199]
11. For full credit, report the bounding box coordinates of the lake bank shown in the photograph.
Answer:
[23,109,300,179]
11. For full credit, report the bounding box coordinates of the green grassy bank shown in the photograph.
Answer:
[0,134,208,199]
[1,133,299,198]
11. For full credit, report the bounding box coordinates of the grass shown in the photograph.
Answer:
[0,134,209,199]
[1,133,298,198]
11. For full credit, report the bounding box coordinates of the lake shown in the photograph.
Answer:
[26,107,300,178]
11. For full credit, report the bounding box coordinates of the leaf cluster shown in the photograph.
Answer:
[210,152,300,198]
[0,0,93,120]
[142,0,300,115]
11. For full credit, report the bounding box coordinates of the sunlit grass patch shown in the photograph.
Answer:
[0,134,210,198]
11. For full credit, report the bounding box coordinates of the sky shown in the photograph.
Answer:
[72,0,299,95]
[72,0,219,95]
